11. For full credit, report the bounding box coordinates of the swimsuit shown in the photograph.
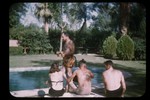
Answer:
[62,40,75,68]
[49,87,65,96]
[106,86,123,97]
[63,56,75,68]
[48,81,64,96]
[50,81,63,85]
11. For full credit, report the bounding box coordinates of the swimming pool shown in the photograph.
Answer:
[9,65,105,91]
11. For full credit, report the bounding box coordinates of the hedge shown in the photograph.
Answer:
[9,46,23,55]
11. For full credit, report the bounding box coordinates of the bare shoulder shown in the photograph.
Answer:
[102,70,107,76]
[74,69,80,73]
[114,69,123,75]
[68,40,74,45]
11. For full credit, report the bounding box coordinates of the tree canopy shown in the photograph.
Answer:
[9,2,146,59]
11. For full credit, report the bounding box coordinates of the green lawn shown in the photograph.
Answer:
[9,54,62,67]
[9,54,146,97]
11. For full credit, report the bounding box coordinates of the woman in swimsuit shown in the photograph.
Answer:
[45,62,67,96]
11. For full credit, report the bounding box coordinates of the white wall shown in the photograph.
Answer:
[9,40,19,47]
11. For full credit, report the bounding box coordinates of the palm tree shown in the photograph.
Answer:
[35,3,52,33]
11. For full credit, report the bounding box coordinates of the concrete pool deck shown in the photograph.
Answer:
[10,87,105,97]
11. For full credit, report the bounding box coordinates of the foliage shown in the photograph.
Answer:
[9,3,146,57]
[91,3,119,32]
[34,3,53,33]
[9,46,23,55]
[128,3,146,38]
[48,29,61,53]
[19,26,53,54]
[102,35,118,58]
[133,37,146,60]
[35,3,52,23]
[48,3,62,25]
[85,29,102,53]
[75,32,86,47]
[9,24,25,40]
[9,3,27,28]
[116,35,134,60]
[139,17,146,38]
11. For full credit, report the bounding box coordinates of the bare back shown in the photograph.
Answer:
[49,71,64,90]
[74,69,93,94]
[103,69,123,91]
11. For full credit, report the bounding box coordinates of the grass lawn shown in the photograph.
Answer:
[9,54,146,97]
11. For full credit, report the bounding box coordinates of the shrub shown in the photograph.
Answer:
[19,29,53,54]
[102,35,118,58]
[9,46,23,55]
[116,35,134,60]
[133,37,146,60]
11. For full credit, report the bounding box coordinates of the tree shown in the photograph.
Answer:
[9,3,27,28]
[9,24,25,40]
[103,35,118,58]
[90,3,113,32]
[128,3,146,38]
[19,26,53,54]
[65,3,92,33]
[65,3,81,31]
[119,3,131,35]
[35,3,53,33]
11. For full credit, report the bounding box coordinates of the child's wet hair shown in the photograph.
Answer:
[78,59,86,67]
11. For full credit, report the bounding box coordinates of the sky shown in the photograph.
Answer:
[20,3,98,29]
[20,3,43,27]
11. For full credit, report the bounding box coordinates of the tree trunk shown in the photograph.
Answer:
[60,35,63,52]
[45,22,49,34]
[79,18,87,34]
[23,47,27,54]
[120,3,130,36]
[58,23,66,52]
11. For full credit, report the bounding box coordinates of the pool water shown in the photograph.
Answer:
[9,66,105,91]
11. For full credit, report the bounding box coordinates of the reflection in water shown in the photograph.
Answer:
[9,65,105,91]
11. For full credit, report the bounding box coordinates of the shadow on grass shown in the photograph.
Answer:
[31,59,62,67]
[114,64,146,97]
[94,55,121,60]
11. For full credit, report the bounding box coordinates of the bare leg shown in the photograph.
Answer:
[66,67,73,77]
[68,80,77,92]
[66,67,77,92]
